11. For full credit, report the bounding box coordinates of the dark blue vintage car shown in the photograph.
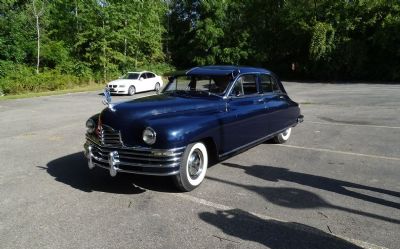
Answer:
[84,65,303,191]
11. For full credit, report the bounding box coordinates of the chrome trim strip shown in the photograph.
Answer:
[94,148,183,159]
[99,149,182,158]
[118,155,181,162]
[118,161,180,168]
[91,162,180,176]
[89,150,180,168]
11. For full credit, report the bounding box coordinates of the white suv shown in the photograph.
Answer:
[107,71,163,95]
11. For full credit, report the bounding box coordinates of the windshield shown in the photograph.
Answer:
[121,73,140,80]
[164,75,233,96]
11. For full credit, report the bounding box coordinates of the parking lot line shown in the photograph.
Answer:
[277,144,400,161]
[308,121,400,129]
[173,193,387,249]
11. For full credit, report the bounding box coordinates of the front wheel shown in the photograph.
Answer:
[273,128,291,144]
[173,142,208,192]
[128,86,136,96]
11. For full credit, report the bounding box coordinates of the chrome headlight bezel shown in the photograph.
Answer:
[142,127,156,145]
[86,119,96,133]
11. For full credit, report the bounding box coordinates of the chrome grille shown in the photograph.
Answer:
[100,125,123,146]
[85,135,185,176]
[89,143,182,168]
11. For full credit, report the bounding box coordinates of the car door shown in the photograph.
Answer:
[136,73,147,92]
[259,74,292,134]
[145,72,156,91]
[220,74,269,154]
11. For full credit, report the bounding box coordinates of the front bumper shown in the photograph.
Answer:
[84,135,184,176]
[108,87,127,94]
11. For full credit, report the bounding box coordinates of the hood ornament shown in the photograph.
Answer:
[102,88,115,111]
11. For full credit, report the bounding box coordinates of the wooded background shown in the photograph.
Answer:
[1,0,399,94]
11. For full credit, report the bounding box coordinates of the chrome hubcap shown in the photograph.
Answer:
[281,128,291,140]
[188,149,203,180]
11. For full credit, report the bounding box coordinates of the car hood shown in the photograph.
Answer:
[108,79,137,85]
[100,93,224,146]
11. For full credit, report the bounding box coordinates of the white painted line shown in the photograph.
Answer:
[277,144,400,161]
[308,121,400,130]
[173,193,387,249]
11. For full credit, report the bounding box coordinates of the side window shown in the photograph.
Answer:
[140,73,147,79]
[230,74,258,96]
[260,74,273,93]
[146,73,155,78]
[260,74,281,93]
[271,76,281,92]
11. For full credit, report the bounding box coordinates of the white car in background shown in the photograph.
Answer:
[107,71,163,95]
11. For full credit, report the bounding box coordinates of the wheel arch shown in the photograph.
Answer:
[199,137,218,166]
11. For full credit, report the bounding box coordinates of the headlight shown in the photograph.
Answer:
[86,119,96,133]
[142,127,156,145]
[119,85,125,88]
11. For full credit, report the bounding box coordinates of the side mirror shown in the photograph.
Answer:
[235,90,241,97]
[139,77,144,81]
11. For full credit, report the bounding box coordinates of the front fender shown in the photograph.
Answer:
[147,111,223,150]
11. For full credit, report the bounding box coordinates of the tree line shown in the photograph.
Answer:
[0,0,399,94]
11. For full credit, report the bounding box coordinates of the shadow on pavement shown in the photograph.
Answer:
[38,152,179,194]
[208,163,400,224]
[199,208,362,249]
[222,162,400,209]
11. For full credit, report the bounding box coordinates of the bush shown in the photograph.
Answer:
[0,62,176,95]
[0,64,95,95]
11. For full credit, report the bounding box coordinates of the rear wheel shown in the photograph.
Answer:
[173,142,208,192]
[273,128,291,144]
[128,86,135,96]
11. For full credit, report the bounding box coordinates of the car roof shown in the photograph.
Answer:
[126,71,154,74]
[185,65,271,76]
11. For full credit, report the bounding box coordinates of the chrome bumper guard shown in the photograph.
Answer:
[297,114,304,123]
[84,136,184,177]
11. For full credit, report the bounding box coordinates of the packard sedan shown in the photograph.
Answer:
[84,66,303,191]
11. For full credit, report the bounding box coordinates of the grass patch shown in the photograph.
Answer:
[0,83,104,101]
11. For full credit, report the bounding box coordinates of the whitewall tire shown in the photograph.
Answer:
[273,128,291,144]
[173,142,208,192]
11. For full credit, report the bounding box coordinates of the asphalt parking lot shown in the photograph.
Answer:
[0,82,399,249]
